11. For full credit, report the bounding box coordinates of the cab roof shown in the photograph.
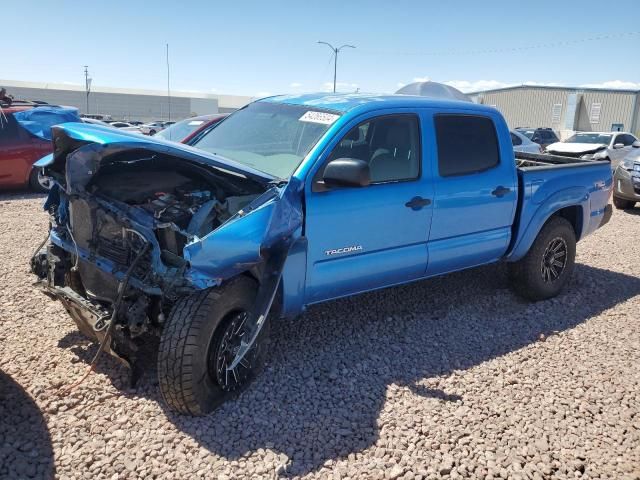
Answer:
[259,92,493,114]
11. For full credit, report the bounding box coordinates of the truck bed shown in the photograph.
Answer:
[515,151,609,169]
[507,151,612,261]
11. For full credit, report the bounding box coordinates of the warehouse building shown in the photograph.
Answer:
[469,85,640,139]
[0,79,255,122]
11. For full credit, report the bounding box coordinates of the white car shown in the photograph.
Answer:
[139,122,166,135]
[511,130,542,154]
[546,131,640,169]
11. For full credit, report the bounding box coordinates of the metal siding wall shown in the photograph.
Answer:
[578,91,636,132]
[4,86,218,122]
[476,87,639,138]
[478,88,569,131]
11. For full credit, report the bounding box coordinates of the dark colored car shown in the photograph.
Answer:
[0,101,81,191]
[515,127,559,150]
[154,114,227,143]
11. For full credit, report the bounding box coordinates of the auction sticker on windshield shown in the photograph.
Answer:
[299,111,340,125]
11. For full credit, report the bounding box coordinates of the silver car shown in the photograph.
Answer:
[511,130,542,154]
[547,131,640,170]
[612,149,640,209]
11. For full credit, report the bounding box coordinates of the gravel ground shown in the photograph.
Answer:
[1,192,639,480]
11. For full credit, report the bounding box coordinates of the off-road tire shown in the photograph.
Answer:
[157,276,269,415]
[613,196,635,210]
[508,216,576,301]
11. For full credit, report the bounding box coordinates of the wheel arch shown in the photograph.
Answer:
[507,186,588,262]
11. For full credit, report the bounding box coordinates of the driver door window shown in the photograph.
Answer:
[326,115,421,183]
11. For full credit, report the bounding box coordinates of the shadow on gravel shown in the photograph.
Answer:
[0,371,55,479]
[56,262,640,477]
[166,262,640,477]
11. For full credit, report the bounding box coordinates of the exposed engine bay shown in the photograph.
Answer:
[32,144,272,375]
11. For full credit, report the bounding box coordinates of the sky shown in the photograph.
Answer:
[3,0,640,96]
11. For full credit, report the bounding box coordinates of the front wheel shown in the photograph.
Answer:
[157,276,269,415]
[509,217,576,301]
[28,168,51,193]
[613,196,635,210]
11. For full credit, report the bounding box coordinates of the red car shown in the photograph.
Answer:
[0,100,81,191]
[153,114,227,144]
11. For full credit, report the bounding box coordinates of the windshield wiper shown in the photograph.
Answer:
[268,178,288,188]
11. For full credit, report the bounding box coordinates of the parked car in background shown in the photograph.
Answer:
[33,92,612,415]
[128,121,144,126]
[612,148,640,209]
[139,121,167,135]
[515,128,559,150]
[546,131,640,169]
[110,121,135,128]
[80,113,113,121]
[0,101,81,191]
[511,130,542,154]
[155,114,227,143]
[82,117,113,127]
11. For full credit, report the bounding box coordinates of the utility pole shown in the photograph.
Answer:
[84,66,91,114]
[317,41,355,93]
[166,43,171,122]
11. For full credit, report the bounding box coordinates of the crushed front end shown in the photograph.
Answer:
[30,124,292,373]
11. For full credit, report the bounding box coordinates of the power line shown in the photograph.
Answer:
[358,31,640,57]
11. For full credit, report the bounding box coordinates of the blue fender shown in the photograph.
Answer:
[506,185,589,262]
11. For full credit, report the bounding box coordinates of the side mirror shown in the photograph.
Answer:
[322,158,371,189]
[633,140,640,148]
[532,136,540,142]
[613,143,624,149]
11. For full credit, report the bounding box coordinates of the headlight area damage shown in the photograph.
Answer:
[31,125,303,395]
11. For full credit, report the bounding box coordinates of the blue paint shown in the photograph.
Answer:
[40,93,612,319]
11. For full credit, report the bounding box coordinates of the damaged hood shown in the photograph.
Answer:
[39,122,276,188]
[546,142,607,155]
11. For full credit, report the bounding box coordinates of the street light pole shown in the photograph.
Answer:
[166,43,171,122]
[317,41,356,93]
[83,65,91,114]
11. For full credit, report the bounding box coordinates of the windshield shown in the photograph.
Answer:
[192,102,340,178]
[156,117,209,142]
[566,133,612,144]
[518,129,535,139]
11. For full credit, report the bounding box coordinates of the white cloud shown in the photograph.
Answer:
[322,82,359,92]
[397,82,406,88]
[442,80,515,93]
[254,91,272,97]
[290,82,303,88]
[210,87,218,92]
[579,80,640,90]
[413,76,431,83]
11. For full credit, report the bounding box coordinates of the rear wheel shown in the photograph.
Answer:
[509,217,576,301]
[157,276,269,415]
[613,196,635,210]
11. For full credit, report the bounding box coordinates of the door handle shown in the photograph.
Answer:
[491,186,511,197]
[405,196,432,210]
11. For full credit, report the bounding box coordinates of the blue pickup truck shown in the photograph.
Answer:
[32,93,612,415]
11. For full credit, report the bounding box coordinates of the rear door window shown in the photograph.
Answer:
[435,115,500,177]
[510,132,522,146]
